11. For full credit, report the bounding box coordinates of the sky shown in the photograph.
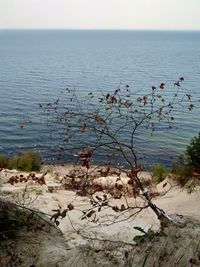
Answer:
[0,0,200,30]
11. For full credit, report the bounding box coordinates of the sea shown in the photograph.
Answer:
[0,30,199,168]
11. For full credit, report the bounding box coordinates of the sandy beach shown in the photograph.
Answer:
[1,164,199,248]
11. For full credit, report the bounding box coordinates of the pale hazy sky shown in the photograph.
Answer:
[0,0,200,30]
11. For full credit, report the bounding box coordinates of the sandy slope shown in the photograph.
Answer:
[0,166,200,266]
[0,166,199,246]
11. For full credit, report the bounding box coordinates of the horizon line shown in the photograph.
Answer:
[0,28,200,32]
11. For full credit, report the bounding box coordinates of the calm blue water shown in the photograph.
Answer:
[0,30,200,167]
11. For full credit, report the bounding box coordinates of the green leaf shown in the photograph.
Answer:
[133,235,145,244]
[133,226,147,234]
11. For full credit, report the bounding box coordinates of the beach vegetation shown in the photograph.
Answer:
[133,226,167,245]
[171,157,193,186]
[0,155,8,168]
[171,133,200,187]
[186,132,200,168]
[7,150,41,172]
[152,163,167,183]
[7,155,19,170]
